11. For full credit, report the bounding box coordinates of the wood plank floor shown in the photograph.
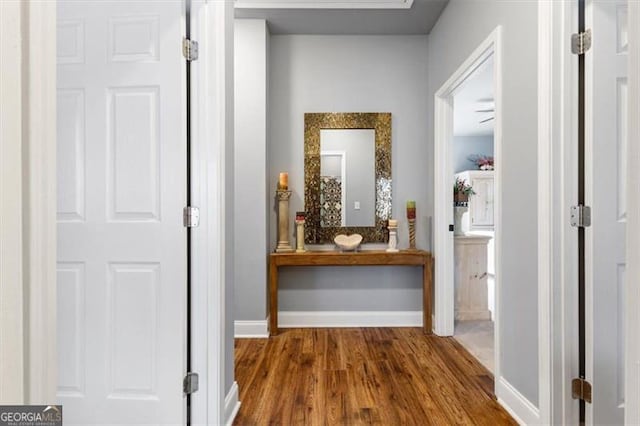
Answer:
[233,328,516,426]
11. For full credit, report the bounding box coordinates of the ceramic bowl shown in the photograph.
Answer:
[334,234,363,251]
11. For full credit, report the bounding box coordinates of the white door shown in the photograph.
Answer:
[588,0,628,423]
[56,1,186,424]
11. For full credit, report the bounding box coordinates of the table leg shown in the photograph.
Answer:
[423,257,433,334]
[269,257,278,336]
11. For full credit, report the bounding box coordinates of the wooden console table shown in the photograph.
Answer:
[268,250,433,336]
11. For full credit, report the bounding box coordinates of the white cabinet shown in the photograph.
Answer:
[454,235,492,321]
[455,170,494,231]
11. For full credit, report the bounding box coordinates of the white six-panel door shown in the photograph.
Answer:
[56,1,186,424]
[588,0,628,424]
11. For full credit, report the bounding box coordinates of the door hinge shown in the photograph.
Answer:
[572,378,592,403]
[183,372,199,395]
[572,29,592,55]
[182,38,199,61]
[183,206,200,228]
[570,205,591,228]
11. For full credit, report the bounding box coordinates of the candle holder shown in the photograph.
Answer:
[406,201,417,251]
[295,212,306,253]
[386,220,399,253]
[408,219,417,251]
[276,190,294,253]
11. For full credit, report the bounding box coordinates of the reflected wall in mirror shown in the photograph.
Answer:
[321,129,375,227]
[305,113,392,244]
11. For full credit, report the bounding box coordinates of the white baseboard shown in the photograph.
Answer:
[496,376,540,425]
[279,311,422,328]
[234,320,269,338]
[224,381,241,426]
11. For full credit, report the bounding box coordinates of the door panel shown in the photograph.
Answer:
[56,1,186,424]
[589,0,627,423]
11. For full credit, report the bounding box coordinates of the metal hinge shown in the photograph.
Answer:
[182,38,199,61]
[183,206,200,228]
[183,372,199,395]
[572,378,592,403]
[572,29,592,55]
[570,205,591,228]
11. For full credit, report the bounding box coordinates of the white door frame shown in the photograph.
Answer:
[433,23,509,411]
[539,0,640,423]
[432,27,502,346]
[190,0,236,424]
[537,1,579,423]
[6,0,234,423]
[321,150,347,226]
[0,0,58,404]
[626,3,640,423]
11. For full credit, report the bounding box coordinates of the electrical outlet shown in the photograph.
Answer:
[354,201,361,210]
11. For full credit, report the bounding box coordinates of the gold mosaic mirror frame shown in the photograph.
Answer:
[304,112,392,244]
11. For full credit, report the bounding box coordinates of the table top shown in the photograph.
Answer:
[270,249,432,266]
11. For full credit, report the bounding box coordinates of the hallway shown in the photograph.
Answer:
[234,328,515,425]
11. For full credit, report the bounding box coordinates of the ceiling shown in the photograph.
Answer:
[453,57,495,137]
[235,0,449,35]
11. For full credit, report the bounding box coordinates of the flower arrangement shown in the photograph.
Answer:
[454,177,475,204]
[468,154,494,170]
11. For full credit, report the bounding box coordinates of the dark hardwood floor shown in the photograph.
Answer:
[233,328,516,425]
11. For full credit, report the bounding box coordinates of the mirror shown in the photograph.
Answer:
[305,112,392,244]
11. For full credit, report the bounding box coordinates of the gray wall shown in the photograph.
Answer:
[321,129,375,226]
[234,19,269,322]
[428,0,539,406]
[453,135,494,173]
[269,35,429,311]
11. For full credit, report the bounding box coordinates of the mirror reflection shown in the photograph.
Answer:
[320,129,375,228]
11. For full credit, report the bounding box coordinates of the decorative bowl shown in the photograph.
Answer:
[334,234,363,251]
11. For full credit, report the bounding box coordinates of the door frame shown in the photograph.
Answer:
[432,27,502,370]
[7,0,234,423]
[626,3,640,423]
[190,0,237,424]
[539,0,640,423]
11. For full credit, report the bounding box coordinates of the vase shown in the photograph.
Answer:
[454,192,469,204]
[454,205,468,236]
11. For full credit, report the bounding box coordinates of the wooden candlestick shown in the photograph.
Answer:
[276,190,294,253]
[408,218,417,251]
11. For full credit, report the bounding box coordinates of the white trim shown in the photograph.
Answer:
[224,381,241,426]
[23,0,58,404]
[0,0,26,403]
[538,1,580,424]
[234,320,269,338]
[279,311,422,328]
[234,0,414,10]
[190,1,234,424]
[2,0,59,404]
[496,377,541,426]
[626,2,640,424]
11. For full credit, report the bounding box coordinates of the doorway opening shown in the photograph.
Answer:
[450,55,496,373]
[433,27,502,383]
